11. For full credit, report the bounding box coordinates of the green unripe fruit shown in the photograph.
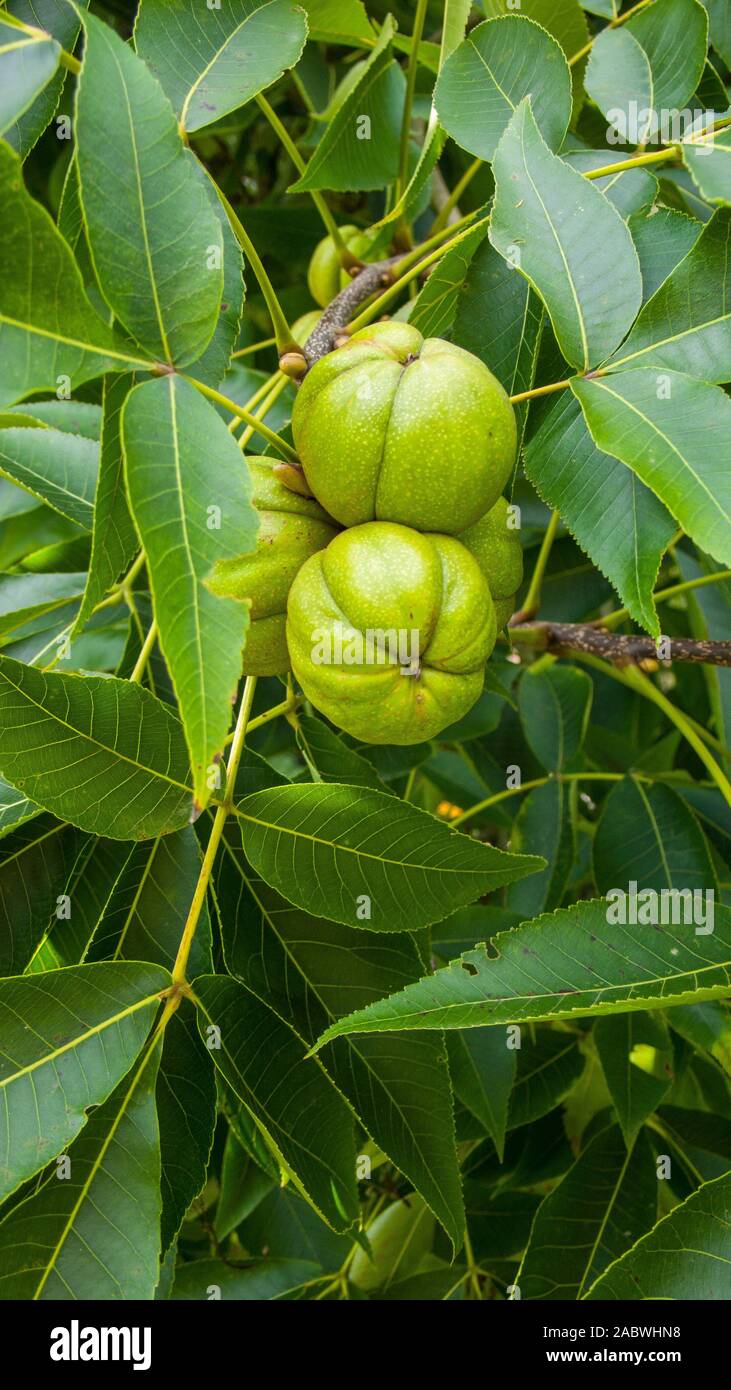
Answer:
[349,1194,434,1292]
[209,457,338,676]
[291,322,517,535]
[458,495,523,629]
[286,521,497,745]
[307,226,375,308]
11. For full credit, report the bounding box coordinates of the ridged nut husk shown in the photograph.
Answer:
[292,321,517,535]
[208,457,339,675]
[286,520,497,745]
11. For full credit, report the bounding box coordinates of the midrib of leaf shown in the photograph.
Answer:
[576,1136,634,1298]
[0,820,64,873]
[219,838,438,1183]
[0,991,162,1090]
[232,802,520,876]
[634,780,674,888]
[111,838,160,961]
[471,41,517,111]
[0,312,149,369]
[32,1031,161,1299]
[110,35,171,363]
[0,664,192,796]
[179,0,278,131]
[519,120,589,370]
[0,35,48,56]
[611,310,731,370]
[585,378,731,527]
[164,375,207,772]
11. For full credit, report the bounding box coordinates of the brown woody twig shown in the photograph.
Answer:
[302,258,401,365]
[509,621,731,668]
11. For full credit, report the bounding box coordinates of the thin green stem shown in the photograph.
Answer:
[452,771,630,827]
[226,372,276,431]
[129,621,157,684]
[600,570,731,630]
[575,656,731,806]
[172,677,258,986]
[231,336,276,360]
[403,767,418,802]
[583,147,680,180]
[200,169,297,354]
[181,374,299,462]
[255,93,351,259]
[510,377,575,405]
[519,510,561,620]
[394,209,480,274]
[396,0,430,200]
[432,157,483,234]
[238,374,289,451]
[348,219,489,333]
[569,0,653,67]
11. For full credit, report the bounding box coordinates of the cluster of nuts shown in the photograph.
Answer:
[211,298,521,745]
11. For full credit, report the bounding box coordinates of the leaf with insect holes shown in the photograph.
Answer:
[311,898,731,1047]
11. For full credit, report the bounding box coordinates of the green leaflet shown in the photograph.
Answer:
[0,1033,163,1299]
[0,141,143,408]
[193,974,360,1233]
[0,961,169,1201]
[0,656,193,839]
[75,13,224,366]
[0,815,73,975]
[585,1169,731,1298]
[572,369,731,567]
[122,375,258,811]
[233,782,543,932]
[594,1012,675,1146]
[4,1,89,159]
[518,664,592,770]
[609,209,731,381]
[489,100,642,370]
[312,898,731,1047]
[0,17,60,138]
[71,374,138,639]
[435,16,572,161]
[683,125,731,207]
[524,391,675,635]
[518,1126,657,1299]
[135,0,308,134]
[216,831,465,1250]
[0,425,98,527]
[289,17,403,193]
[587,0,708,138]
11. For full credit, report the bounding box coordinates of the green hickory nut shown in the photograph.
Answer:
[286,520,497,745]
[292,321,517,535]
[208,457,338,676]
[307,226,377,308]
[349,1194,434,1293]
[458,495,523,629]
